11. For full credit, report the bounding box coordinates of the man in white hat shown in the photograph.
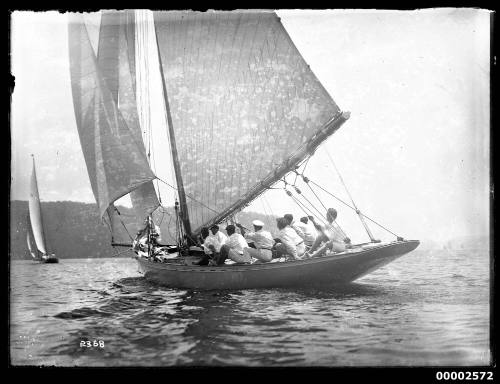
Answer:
[236,219,275,262]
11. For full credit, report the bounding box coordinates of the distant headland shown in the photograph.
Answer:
[9,200,278,260]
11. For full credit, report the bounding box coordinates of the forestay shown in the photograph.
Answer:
[153,11,346,234]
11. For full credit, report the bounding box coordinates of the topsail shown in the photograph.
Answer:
[153,11,348,234]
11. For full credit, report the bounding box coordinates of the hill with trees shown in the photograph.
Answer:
[10,200,279,260]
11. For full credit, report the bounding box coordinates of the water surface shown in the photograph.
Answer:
[10,249,490,366]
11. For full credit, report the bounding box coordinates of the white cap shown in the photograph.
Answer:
[252,219,265,227]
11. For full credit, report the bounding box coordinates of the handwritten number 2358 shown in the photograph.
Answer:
[80,340,104,348]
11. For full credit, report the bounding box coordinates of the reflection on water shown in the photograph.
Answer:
[10,249,490,366]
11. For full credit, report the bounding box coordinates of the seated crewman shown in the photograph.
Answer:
[283,213,306,240]
[236,220,274,263]
[199,224,227,262]
[193,227,211,266]
[294,216,318,248]
[217,225,252,265]
[274,217,306,260]
[304,208,351,258]
[132,230,147,253]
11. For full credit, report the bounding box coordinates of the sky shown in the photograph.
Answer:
[10,9,491,245]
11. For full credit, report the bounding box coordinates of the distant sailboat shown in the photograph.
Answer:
[28,155,58,263]
[68,10,418,289]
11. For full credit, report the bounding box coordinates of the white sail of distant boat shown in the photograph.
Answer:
[26,214,37,259]
[29,155,48,255]
[68,10,419,289]
[27,155,59,263]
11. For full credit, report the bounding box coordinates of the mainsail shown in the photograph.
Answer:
[26,214,38,258]
[68,12,158,228]
[28,156,47,255]
[153,11,348,234]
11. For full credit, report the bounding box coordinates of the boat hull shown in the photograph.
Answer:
[40,254,59,263]
[137,240,419,290]
[42,257,59,263]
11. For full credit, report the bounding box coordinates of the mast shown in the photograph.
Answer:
[153,23,192,241]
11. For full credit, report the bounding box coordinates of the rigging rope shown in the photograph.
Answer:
[260,195,275,230]
[106,206,134,244]
[156,176,220,215]
[283,187,326,228]
[296,172,327,212]
[103,213,118,247]
[291,185,326,221]
[283,175,347,238]
[120,221,134,242]
[259,196,271,228]
[280,179,323,224]
[166,213,174,243]
[307,178,402,239]
[301,157,311,176]
[111,248,133,257]
[157,207,165,226]
[262,194,275,218]
[324,149,376,241]
[285,183,348,239]
[114,206,134,242]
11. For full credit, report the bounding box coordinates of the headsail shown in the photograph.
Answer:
[153,11,348,233]
[68,12,158,224]
[28,156,47,255]
[97,10,160,231]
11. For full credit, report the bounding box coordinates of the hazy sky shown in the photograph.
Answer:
[10,9,490,244]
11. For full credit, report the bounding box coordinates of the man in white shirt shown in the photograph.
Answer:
[132,230,149,258]
[305,208,350,258]
[236,220,275,262]
[284,213,306,240]
[275,217,306,260]
[132,224,162,259]
[294,216,318,247]
[217,225,252,264]
[203,224,228,256]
